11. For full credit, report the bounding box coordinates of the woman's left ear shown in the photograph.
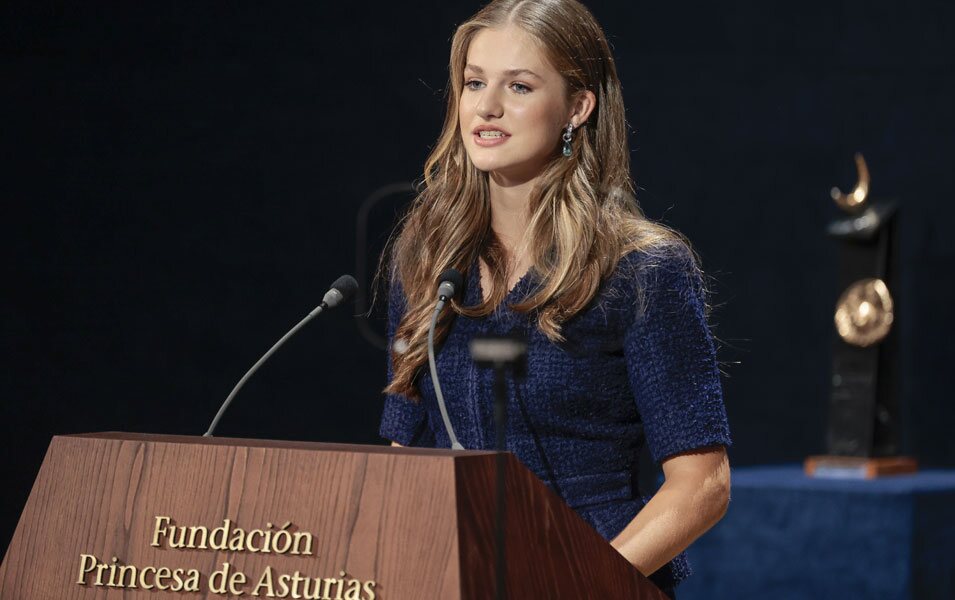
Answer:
[569,90,597,127]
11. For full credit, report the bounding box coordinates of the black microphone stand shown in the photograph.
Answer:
[203,275,358,437]
[469,334,527,600]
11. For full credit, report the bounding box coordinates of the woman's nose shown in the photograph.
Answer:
[475,88,503,119]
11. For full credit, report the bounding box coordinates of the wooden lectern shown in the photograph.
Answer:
[0,433,667,599]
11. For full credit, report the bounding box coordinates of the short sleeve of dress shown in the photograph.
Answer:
[623,246,732,464]
[378,277,436,447]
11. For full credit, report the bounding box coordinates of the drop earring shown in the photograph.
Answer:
[562,123,574,157]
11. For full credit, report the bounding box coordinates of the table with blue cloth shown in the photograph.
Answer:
[678,465,955,600]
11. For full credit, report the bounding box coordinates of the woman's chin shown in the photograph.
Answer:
[466,154,508,173]
[467,155,544,184]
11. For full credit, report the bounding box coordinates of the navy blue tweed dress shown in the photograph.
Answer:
[379,246,732,592]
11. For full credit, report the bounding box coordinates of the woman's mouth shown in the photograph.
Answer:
[473,130,510,146]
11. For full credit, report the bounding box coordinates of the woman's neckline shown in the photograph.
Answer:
[471,257,537,308]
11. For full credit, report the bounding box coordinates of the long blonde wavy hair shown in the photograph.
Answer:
[384,0,689,399]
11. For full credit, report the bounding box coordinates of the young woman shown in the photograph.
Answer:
[379,1,731,596]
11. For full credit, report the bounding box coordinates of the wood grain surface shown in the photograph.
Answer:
[0,433,666,599]
[455,454,668,600]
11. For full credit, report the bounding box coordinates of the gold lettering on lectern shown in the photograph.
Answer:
[76,554,201,591]
[251,567,376,600]
[76,515,377,597]
[151,515,314,555]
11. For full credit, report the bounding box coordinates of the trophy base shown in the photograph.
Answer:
[804,455,918,479]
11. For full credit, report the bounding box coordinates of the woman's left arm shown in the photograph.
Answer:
[610,445,730,576]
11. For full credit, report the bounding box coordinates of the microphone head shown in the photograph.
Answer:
[323,274,359,308]
[437,268,464,301]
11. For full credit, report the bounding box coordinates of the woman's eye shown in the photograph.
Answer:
[511,83,532,94]
[464,80,484,90]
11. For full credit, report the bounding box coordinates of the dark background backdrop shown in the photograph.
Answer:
[2,0,953,552]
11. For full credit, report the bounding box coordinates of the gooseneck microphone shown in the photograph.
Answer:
[428,268,465,450]
[203,274,358,437]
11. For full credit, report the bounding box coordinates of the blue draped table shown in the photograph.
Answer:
[678,465,955,599]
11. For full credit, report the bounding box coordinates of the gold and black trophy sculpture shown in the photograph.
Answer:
[805,154,917,478]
